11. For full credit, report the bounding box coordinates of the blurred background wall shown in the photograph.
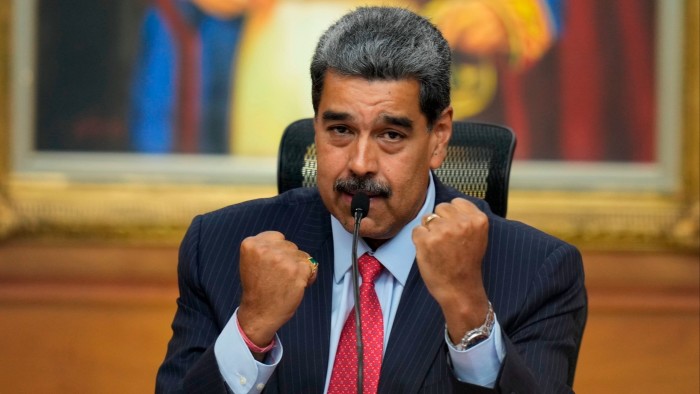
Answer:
[0,0,698,392]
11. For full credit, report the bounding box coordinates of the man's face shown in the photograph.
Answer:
[314,71,452,246]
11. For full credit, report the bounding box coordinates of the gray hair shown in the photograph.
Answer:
[310,6,451,127]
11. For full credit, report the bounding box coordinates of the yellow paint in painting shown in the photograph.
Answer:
[230,0,412,156]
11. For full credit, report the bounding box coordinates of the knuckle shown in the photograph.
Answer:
[473,212,489,228]
[240,235,258,252]
[412,225,424,236]
[452,197,474,211]
[434,202,450,213]
[451,197,467,205]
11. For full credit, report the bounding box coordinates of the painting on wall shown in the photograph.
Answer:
[4,0,695,250]
[27,0,670,167]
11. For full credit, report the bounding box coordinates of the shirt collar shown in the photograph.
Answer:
[331,172,436,286]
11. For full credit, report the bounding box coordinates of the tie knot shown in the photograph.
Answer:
[358,253,383,283]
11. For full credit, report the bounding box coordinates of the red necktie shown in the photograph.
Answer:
[328,253,384,394]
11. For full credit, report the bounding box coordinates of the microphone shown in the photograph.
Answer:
[350,192,369,394]
[351,192,369,221]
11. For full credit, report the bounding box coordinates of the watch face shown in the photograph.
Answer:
[466,333,489,346]
[456,302,495,350]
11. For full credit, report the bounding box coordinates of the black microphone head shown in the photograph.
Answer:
[350,192,369,219]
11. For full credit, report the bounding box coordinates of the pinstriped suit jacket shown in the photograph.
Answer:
[156,178,587,393]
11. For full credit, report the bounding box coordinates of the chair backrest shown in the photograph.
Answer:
[277,119,516,217]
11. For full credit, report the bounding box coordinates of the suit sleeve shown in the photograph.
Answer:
[451,242,587,393]
[155,216,231,393]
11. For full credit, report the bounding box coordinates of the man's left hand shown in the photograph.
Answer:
[412,197,491,344]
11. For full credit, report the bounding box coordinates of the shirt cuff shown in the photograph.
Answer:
[446,316,506,388]
[214,308,283,393]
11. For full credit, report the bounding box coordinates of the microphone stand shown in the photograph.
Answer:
[351,208,364,394]
[350,192,368,394]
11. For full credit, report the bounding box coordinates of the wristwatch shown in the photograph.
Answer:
[447,302,495,351]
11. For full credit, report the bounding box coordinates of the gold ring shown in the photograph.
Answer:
[307,256,318,278]
[424,213,440,227]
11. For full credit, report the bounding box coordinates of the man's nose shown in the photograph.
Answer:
[347,135,378,177]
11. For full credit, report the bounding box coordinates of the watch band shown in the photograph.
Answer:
[447,301,495,351]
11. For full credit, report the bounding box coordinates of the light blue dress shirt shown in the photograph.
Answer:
[215,173,505,393]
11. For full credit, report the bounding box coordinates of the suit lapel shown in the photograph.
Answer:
[378,178,461,393]
[276,195,335,392]
[433,173,465,204]
[379,262,445,393]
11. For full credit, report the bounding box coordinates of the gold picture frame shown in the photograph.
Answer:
[0,0,697,251]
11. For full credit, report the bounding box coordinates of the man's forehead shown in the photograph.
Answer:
[317,72,424,123]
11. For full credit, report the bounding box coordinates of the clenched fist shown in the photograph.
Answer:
[237,231,317,351]
[412,198,491,343]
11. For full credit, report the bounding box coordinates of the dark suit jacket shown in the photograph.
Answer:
[156,179,587,393]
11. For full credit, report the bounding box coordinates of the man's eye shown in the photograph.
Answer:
[383,131,403,140]
[329,125,350,134]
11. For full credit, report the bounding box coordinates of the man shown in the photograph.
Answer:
[156,6,586,393]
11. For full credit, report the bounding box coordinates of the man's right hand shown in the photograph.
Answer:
[237,231,316,350]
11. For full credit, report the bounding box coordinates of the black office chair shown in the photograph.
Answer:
[277,119,516,217]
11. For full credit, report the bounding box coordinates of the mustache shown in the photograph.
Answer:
[333,176,392,198]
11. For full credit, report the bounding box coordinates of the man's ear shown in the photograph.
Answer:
[429,106,453,170]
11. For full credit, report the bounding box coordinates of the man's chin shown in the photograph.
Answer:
[360,221,396,240]
[337,214,394,249]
